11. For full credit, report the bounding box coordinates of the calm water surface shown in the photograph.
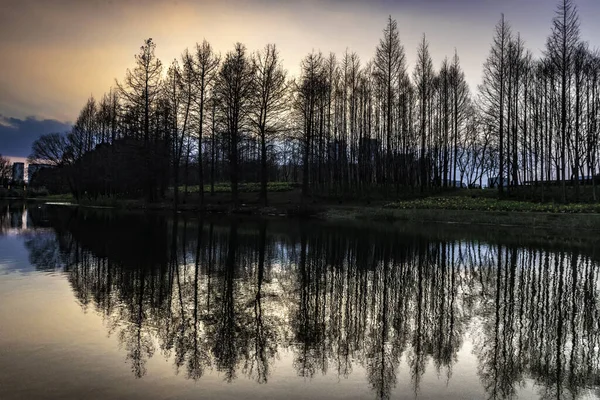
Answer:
[0,202,599,399]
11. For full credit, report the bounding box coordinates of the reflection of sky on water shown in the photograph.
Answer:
[1,204,58,274]
[0,202,55,273]
[0,235,34,274]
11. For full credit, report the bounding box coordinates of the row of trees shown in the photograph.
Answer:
[480,1,600,202]
[31,0,600,204]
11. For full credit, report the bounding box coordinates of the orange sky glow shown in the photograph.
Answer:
[1,0,599,124]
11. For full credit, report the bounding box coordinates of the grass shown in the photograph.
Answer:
[385,196,600,214]
[1,189,74,202]
[41,193,75,202]
[77,196,141,209]
[178,182,295,193]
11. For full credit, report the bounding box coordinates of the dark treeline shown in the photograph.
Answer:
[8,205,600,399]
[31,0,600,204]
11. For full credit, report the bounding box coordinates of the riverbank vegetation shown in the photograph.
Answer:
[23,0,600,214]
[386,196,600,213]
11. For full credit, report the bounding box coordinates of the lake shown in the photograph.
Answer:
[0,202,599,399]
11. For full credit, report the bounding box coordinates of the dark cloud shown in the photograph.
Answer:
[0,115,71,158]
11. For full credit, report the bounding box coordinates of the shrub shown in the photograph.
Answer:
[6,188,24,198]
[27,187,49,198]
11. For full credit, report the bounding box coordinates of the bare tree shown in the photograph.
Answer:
[414,34,434,191]
[214,43,255,207]
[295,52,327,198]
[450,50,470,187]
[164,60,185,209]
[194,40,220,204]
[374,16,405,190]
[117,38,163,144]
[572,42,587,201]
[29,133,71,167]
[116,38,163,201]
[251,44,288,206]
[69,96,98,160]
[479,14,511,195]
[546,0,580,202]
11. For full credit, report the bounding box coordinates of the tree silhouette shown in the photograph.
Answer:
[213,44,255,207]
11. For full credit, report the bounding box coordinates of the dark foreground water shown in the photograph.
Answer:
[0,203,599,400]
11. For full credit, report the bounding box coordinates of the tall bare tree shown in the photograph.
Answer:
[546,0,580,202]
[251,44,288,206]
[214,43,255,207]
[295,52,327,198]
[116,38,163,200]
[70,96,98,160]
[374,16,406,189]
[450,50,470,187]
[194,40,220,205]
[117,38,163,144]
[164,59,190,209]
[479,15,511,195]
[414,34,435,191]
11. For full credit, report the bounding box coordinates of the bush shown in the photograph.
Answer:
[29,167,69,194]
[27,187,49,198]
[70,138,170,199]
[6,188,24,198]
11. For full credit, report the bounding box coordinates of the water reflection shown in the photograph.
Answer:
[0,202,31,233]
[4,203,600,399]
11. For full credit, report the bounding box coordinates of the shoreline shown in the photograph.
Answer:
[322,206,600,231]
[8,196,600,233]
[4,196,600,251]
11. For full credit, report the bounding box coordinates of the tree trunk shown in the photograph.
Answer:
[260,131,268,207]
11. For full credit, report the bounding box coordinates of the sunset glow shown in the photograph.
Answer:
[1,0,599,125]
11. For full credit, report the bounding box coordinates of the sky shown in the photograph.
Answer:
[1,0,600,158]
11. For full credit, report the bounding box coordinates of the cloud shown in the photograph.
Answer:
[0,115,16,128]
[0,115,71,158]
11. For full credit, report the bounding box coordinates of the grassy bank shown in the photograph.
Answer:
[179,182,295,193]
[385,196,600,213]
[11,186,600,235]
[323,205,600,233]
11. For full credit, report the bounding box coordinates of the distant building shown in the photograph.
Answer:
[12,162,25,183]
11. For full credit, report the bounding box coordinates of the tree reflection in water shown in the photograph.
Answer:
[11,204,600,399]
